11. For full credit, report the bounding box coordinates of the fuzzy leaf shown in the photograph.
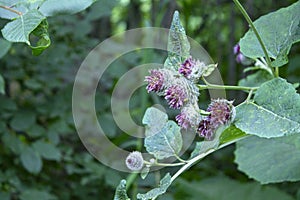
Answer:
[144,120,182,159]
[165,11,190,68]
[239,1,300,67]
[137,173,171,200]
[39,0,95,16]
[1,9,45,45]
[235,78,300,138]
[238,70,273,88]
[140,167,150,180]
[20,146,42,174]
[235,134,300,183]
[0,38,11,58]
[114,180,130,200]
[142,107,168,137]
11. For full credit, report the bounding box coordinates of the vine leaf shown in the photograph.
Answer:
[239,1,300,67]
[144,120,182,160]
[164,10,190,69]
[39,0,95,16]
[142,107,168,137]
[137,173,171,200]
[1,9,45,45]
[235,134,300,184]
[114,180,130,200]
[235,78,300,138]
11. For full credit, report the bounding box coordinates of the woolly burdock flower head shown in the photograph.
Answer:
[145,69,164,93]
[165,85,187,109]
[197,118,214,140]
[179,57,195,77]
[179,57,206,81]
[125,151,144,171]
[176,104,201,129]
[207,99,235,127]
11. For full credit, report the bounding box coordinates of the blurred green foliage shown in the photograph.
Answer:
[0,0,299,200]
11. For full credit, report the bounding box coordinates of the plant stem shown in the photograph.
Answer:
[246,89,254,102]
[144,160,185,167]
[199,78,258,91]
[233,0,275,75]
[0,5,22,15]
[170,134,249,183]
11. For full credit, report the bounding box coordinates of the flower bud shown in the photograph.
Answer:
[125,151,144,171]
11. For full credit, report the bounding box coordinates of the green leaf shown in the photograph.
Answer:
[114,180,130,200]
[238,70,273,88]
[2,133,26,154]
[165,11,190,68]
[30,19,51,55]
[1,9,45,45]
[39,0,95,16]
[0,38,11,58]
[10,110,36,131]
[140,167,150,180]
[144,120,182,159]
[175,176,294,200]
[137,173,171,200]
[239,1,300,67]
[142,107,168,137]
[0,74,4,94]
[219,125,247,146]
[235,78,300,138]
[86,0,118,20]
[190,125,228,158]
[20,146,42,174]
[20,189,57,200]
[235,134,300,183]
[32,140,61,161]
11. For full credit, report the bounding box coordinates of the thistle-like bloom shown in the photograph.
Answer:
[197,118,214,140]
[176,104,201,129]
[165,85,187,109]
[207,99,235,126]
[197,99,235,140]
[145,69,164,93]
[125,151,144,171]
[179,57,194,77]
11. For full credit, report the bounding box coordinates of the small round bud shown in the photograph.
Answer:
[125,151,144,171]
[176,104,201,129]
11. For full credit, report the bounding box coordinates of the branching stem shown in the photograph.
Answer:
[0,5,22,15]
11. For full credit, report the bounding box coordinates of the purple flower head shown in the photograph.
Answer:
[175,104,201,129]
[197,118,214,140]
[236,53,246,64]
[145,69,164,93]
[233,44,240,55]
[179,57,195,77]
[165,85,187,109]
[207,99,234,127]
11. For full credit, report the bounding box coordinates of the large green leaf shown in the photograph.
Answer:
[164,11,190,68]
[239,1,300,67]
[20,146,42,174]
[238,70,273,88]
[142,107,168,137]
[235,134,300,183]
[137,173,171,200]
[144,120,182,159]
[114,180,130,200]
[175,176,294,200]
[235,78,300,138]
[20,189,57,200]
[30,19,51,55]
[32,140,61,161]
[39,0,95,16]
[1,9,45,45]
[0,38,11,59]
[10,110,36,131]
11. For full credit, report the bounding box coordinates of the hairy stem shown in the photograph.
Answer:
[170,134,249,183]
[0,5,22,15]
[199,78,258,91]
[233,0,275,76]
[144,160,185,167]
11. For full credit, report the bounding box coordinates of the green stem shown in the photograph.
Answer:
[199,78,258,91]
[233,0,275,75]
[246,89,254,102]
[0,5,22,15]
[144,160,185,167]
[170,134,250,183]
